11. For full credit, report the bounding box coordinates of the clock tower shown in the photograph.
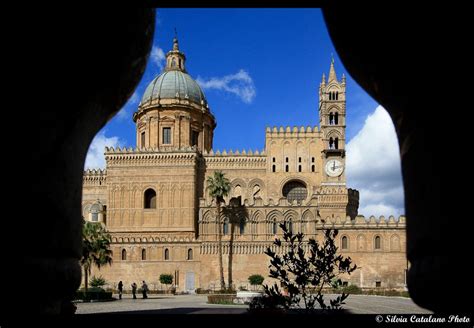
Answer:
[318,57,354,220]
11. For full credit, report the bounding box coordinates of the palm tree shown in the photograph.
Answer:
[206,171,231,290]
[81,219,113,293]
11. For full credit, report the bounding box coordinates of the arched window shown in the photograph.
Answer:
[223,218,229,235]
[329,137,334,149]
[171,58,176,67]
[90,203,100,222]
[187,248,193,260]
[298,165,302,172]
[287,220,293,234]
[272,220,278,234]
[164,248,169,260]
[282,180,308,203]
[375,236,381,250]
[336,91,339,100]
[311,165,315,172]
[329,92,332,100]
[142,249,146,260]
[240,219,245,235]
[272,165,276,172]
[141,131,145,148]
[121,249,127,261]
[329,113,334,125]
[285,165,289,172]
[144,188,156,209]
[335,112,339,125]
[335,137,339,150]
[342,236,348,250]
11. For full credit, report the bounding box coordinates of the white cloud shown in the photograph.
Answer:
[84,132,123,170]
[346,106,405,217]
[151,45,166,70]
[196,69,256,104]
[116,91,139,121]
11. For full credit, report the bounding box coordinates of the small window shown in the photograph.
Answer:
[376,281,381,288]
[285,165,289,172]
[375,236,381,250]
[223,219,229,235]
[191,130,199,147]
[121,249,127,261]
[285,157,289,162]
[164,248,169,260]
[298,157,301,163]
[144,189,156,209]
[287,221,293,234]
[141,131,145,148]
[311,165,315,172]
[142,249,146,260]
[272,165,276,172]
[311,157,315,163]
[187,248,193,260]
[298,165,302,172]
[272,220,277,234]
[91,212,98,222]
[342,236,348,250]
[163,127,171,144]
[272,157,276,162]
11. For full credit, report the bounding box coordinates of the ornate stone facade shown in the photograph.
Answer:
[82,38,407,292]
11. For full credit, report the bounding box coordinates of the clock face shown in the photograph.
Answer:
[325,159,344,177]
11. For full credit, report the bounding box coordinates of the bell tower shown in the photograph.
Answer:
[318,57,351,221]
[319,56,347,182]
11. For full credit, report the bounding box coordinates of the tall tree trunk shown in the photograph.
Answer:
[84,266,89,293]
[228,220,234,290]
[217,201,225,290]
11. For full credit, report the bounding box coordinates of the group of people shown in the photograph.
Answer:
[117,280,149,299]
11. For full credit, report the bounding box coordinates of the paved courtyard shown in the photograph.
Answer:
[75,294,432,314]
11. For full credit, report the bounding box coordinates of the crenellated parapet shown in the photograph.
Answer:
[203,149,266,169]
[83,169,107,186]
[105,146,200,167]
[265,126,320,138]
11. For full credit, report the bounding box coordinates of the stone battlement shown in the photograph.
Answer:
[202,149,266,156]
[265,126,320,136]
[104,145,199,154]
[83,169,106,185]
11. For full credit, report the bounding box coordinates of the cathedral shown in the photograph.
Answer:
[82,37,407,292]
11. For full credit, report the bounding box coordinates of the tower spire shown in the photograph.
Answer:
[173,28,179,51]
[328,55,337,83]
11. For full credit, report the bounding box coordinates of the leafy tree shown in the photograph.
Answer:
[206,171,231,290]
[80,219,113,293]
[159,274,173,286]
[89,275,107,288]
[249,222,357,313]
[248,274,265,290]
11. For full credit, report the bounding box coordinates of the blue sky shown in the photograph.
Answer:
[86,8,404,217]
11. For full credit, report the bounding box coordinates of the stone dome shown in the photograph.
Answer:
[141,70,207,106]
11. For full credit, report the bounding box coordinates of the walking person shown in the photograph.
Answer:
[118,281,123,300]
[141,281,148,299]
[131,282,137,299]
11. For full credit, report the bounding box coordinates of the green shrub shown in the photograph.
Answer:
[196,288,211,294]
[89,275,107,288]
[342,284,362,294]
[159,274,173,286]
[248,274,264,286]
